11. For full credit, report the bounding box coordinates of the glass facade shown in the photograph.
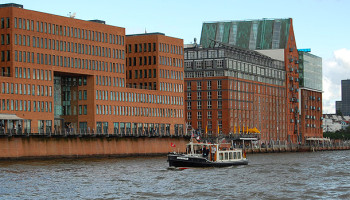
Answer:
[298,52,322,91]
[336,80,350,116]
[200,19,291,50]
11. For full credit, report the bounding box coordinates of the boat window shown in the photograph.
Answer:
[233,152,237,159]
[219,153,223,160]
[237,152,241,159]
[225,153,229,160]
[229,152,233,159]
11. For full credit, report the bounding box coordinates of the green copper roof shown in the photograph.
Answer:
[200,18,292,50]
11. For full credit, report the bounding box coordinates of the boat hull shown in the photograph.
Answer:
[167,153,248,168]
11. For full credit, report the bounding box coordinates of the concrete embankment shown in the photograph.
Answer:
[246,145,350,153]
[0,136,188,160]
[0,136,349,160]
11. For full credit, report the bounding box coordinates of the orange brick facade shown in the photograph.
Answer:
[0,4,185,136]
[184,46,288,143]
[299,89,323,141]
[284,21,300,142]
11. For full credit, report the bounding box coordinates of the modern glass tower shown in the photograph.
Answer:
[336,80,350,116]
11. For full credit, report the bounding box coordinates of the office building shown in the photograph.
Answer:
[298,51,323,140]
[0,3,185,136]
[184,42,287,142]
[336,80,350,116]
[199,18,300,142]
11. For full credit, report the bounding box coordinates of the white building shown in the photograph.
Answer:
[323,114,350,132]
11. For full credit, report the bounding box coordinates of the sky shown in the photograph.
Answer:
[8,0,350,114]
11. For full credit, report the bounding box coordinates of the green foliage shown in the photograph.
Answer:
[324,126,350,139]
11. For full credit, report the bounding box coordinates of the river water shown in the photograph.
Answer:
[0,151,349,200]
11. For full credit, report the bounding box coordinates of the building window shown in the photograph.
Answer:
[207,81,212,90]
[218,111,222,118]
[218,91,222,99]
[207,111,212,119]
[197,92,201,100]
[187,112,191,120]
[197,111,202,119]
[218,80,222,89]
[218,101,222,109]
[197,121,202,129]
[197,101,202,109]
[197,81,201,90]
[187,82,191,91]
[187,92,191,100]
[207,101,212,109]
[187,101,191,110]
[207,91,212,99]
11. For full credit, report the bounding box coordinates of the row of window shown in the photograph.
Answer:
[14,17,125,45]
[189,120,223,131]
[0,99,52,113]
[187,91,222,100]
[127,42,183,55]
[14,35,125,59]
[95,75,125,88]
[14,67,52,81]
[187,111,222,120]
[127,82,157,90]
[159,82,184,93]
[96,105,183,118]
[187,80,221,90]
[127,56,156,66]
[159,43,183,55]
[0,17,10,29]
[1,82,52,97]
[185,70,286,87]
[187,101,223,110]
[0,50,10,62]
[0,34,10,45]
[159,69,184,80]
[159,56,183,67]
[78,105,88,115]
[186,50,225,60]
[128,43,156,53]
[187,80,285,97]
[185,49,284,70]
[129,69,157,79]
[185,59,285,80]
[111,122,184,135]
[127,56,183,68]
[95,90,184,106]
[14,50,125,74]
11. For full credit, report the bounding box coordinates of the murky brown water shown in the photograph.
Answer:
[0,151,349,199]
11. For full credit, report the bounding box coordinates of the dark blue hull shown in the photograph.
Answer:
[167,153,248,168]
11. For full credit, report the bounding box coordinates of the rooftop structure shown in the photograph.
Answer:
[200,18,292,50]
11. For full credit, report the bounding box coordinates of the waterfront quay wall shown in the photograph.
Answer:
[0,136,188,160]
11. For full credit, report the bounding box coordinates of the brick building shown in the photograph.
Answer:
[298,51,323,141]
[0,3,185,136]
[198,18,303,143]
[184,43,287,143]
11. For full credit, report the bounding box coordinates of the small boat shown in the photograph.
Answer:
[167,140,248,168]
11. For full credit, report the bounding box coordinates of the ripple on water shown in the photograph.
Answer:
[0,152,349,199]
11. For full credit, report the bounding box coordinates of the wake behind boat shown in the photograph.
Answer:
[167,140,248,168]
